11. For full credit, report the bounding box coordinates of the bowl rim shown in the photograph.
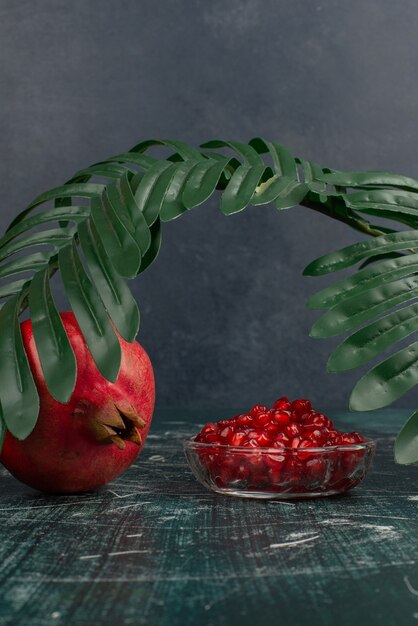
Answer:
[183,436,376,454]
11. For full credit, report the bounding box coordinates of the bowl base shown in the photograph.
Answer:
[210,486,351,500]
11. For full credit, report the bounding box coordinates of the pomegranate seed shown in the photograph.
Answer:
[273,397,291,411]
[265,423,281,437]
[271,410,291,429]
[237,414,253,427]
[200,423,217,434]
[273,440,286,449]
[200,432,219,443]
[299,439,318,449]
[291,399,312,416]
[264,453,286,470]
[291,437,302,449]
[285,423,302,438]
[228,431,247,446]
[252,412,271,428]
[305,458,327,482]
[219,426,233,442]
[250,405,269,418]
[243,438,260,448]
[275,432,291,446]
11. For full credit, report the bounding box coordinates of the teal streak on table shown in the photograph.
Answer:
[0,409,417,626]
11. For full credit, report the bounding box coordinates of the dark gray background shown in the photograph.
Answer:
[1,0,418,412]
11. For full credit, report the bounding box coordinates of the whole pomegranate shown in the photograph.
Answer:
[0,312,155,493]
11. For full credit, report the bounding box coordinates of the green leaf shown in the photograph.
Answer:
[0,251,56,281]
[395,410,418,464]
[202,140,264,167]
[29,268,77,403]
[275,181,309,210]
[0,226,77,264]
[182,159,228,209]
[0,289,39,439]
[358,250,404,270]
[251,175,295,206]
[0,206,89,249]
[220,165,266,215]
[307,253,418,310]
[58,240,121,382]
[350,341,418,411]
[71,163,136,181]
[321,171,418,192]
[299,160,327,196]
[311,275,418,338]
[137,219,162,274]
[90,195,141,279]
[131,139,205,162]
[327,302,418,372]
[6,184,104,233]
[103,152,157,169]
[133,161,178,227]
[0,280,32,300]
[112,174,151,254]
[249,137,298,178]
[304,230,418,276]
[160,160,201,221]
[78,218,140,342]
[28,183,105,210]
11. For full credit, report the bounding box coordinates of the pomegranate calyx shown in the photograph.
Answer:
[88,402,146,449]
[115,402,147,428]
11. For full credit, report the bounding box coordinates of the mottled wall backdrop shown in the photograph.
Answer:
[1,0,418,410]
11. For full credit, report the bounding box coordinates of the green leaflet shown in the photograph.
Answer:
[133,161,178,227]
[0,205,89,249]
[299,160,327,197]
[274,180,309,210]
[395,410,418,464]
[29,268,77,404]
[220,165,266,215]
[28,183,105,210]
[0,280,32,300]
[58,240,121,383]
[0,226,77,263]
[6,183,104,233]
[0,289,39,439]
[111,174,151,254]
[160,160,200,222]
[307,253,418,310]
[310,275,418,338]
[304,230,418,276]
[249,137,298,178]
[137,219,162,275]
[327,302,418,372]
[71,163,136,181]
[182,159,228,209]
[90,195,141,279]
[320,170,418,192]
[0,251,56,281]
[131,138,206,162]
[78,218,140,343]
[103,152,158,169]
[350,342,418,411]
[202,140,264,167]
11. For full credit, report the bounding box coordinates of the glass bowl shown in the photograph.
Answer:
[184,437,376,499]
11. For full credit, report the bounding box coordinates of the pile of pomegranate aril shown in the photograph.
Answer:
[194,398,367,494]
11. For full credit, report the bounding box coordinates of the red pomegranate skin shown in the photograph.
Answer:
[0,312,155,493]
